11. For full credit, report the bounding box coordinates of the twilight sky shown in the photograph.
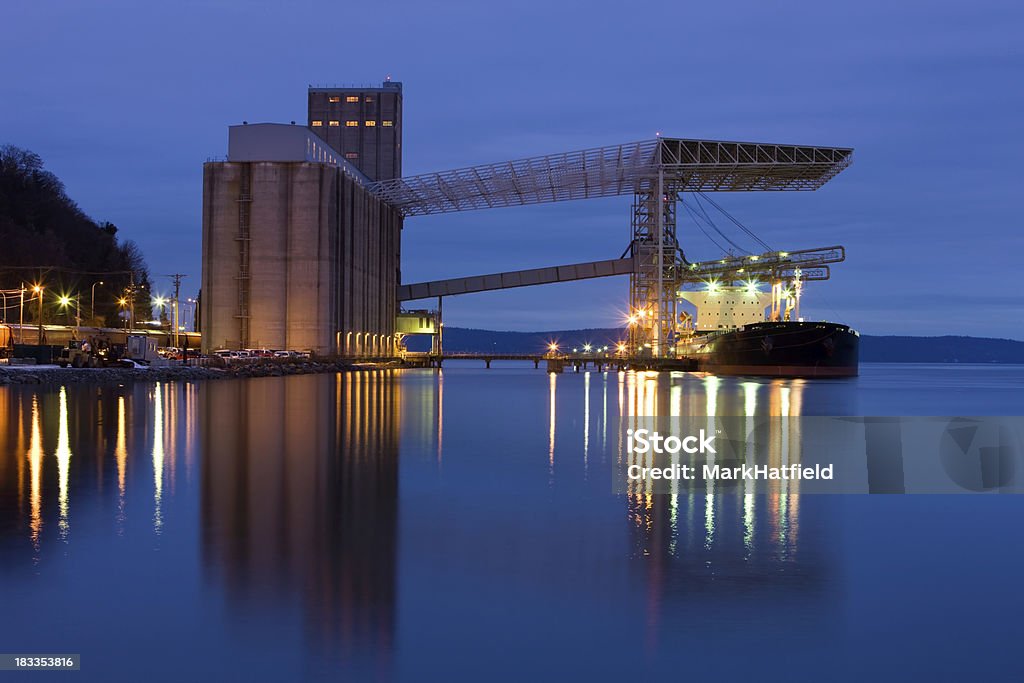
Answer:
[2,0,1021,337]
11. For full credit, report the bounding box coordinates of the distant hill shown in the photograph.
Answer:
[407,327,1024,363]
[859,335,1024,363]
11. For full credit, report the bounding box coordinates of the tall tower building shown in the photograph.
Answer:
[307,80,402,181]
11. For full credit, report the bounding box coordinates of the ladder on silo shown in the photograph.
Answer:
[235,165,252,349]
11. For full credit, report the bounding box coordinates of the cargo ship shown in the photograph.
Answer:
[686,320,859,377]
[677,283,859,377]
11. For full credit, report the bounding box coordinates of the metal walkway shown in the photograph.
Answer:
[398,257,634,301]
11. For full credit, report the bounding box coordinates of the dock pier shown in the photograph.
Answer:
[401,352,697,373]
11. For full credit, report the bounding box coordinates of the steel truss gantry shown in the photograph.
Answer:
[371,137,852,358]
[628,174,681,355]
[628,208,847,355]
[676,246,845,285]
[368,138,852,217]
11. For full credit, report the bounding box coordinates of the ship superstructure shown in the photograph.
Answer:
[664,247,859,376]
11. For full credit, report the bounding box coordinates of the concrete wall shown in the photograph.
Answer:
[201,162,241,350]
[201,161,402,356]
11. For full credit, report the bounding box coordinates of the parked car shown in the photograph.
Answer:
[157,346,180,359]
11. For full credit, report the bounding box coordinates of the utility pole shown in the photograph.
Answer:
[166,273,187,349]
[36,286,43,345]
[128,272,136,335]
[437,296,443,359]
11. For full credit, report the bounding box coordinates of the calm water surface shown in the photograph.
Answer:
[1,363,1023,682]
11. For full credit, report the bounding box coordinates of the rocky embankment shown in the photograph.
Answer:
[0,360,399,386]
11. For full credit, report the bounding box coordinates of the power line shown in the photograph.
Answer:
[680,200,731,254]
[696,192,772,251]
[683,194,748,254]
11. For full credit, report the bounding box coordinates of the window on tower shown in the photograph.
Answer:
[311,120,323,127]
[382,120,393,127]
[365,120,376,127]
[328,96,340,103]
[345,96,359,103]
[345,120,358,127]
[329,120,340,126]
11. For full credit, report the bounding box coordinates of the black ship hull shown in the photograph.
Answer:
[692,321,859,377]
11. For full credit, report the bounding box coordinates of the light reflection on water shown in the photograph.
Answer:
[28,394,43,551]
[0,364,1022,681]
[152,383,164,534]
[621,372,806,563]
[199,372,399,665]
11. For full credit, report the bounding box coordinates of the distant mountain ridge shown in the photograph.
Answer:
[407,327,1024,363]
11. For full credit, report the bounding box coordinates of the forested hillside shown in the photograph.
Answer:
[0,145,151,326]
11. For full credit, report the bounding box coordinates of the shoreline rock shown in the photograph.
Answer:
[0,360,406,386]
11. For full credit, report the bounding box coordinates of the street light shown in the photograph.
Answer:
[58,294,81,337]
[33,284,44,345]
[152,296,167,320]
[58,295,70,333]
[152,297,170,344]
[18,285,26,344]
[91,281,104,322]
[117,297,129,334]
[122,280,145,335]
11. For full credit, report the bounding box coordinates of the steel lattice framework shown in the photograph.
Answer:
[367,138,852,216]
[371,136,853,359]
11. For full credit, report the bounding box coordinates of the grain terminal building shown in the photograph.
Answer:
[201,120,402,356]
[202,79,854,359]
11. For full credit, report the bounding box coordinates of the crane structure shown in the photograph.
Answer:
[629,245,846,352]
